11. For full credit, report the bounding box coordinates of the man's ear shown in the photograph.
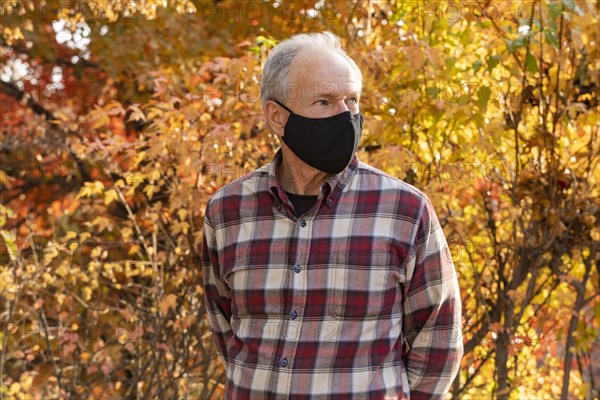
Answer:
[264,100,288,139]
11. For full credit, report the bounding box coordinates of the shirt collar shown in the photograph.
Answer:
[267,148,359,207]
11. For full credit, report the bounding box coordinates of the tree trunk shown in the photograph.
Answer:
[560,257,594,399]
[496,301,515,400]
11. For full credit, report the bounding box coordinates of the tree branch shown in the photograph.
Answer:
[0,79,54,121]
[1,36,99,69]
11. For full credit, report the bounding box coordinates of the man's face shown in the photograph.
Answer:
[282,48,362,119]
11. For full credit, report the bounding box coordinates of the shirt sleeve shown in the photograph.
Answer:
[201,211,233,371]
[402,195,463,399]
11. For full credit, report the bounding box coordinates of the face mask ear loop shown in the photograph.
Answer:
[273,100,294,114]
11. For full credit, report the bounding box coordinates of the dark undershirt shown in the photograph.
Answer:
[285,191,318,217]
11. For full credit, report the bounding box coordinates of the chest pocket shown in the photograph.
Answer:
[328,253,400,319]
[222,240,293,318]
[224,264,290,317]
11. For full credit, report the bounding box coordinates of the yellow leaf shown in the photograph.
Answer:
[104,189,119,205]
[18,373,33,392]
[149,169,161,182]
[23,20,34,32]
[128,244,140,256]
[171,221,189,235]
[127,105,147,122]
[0,230,17,261]
[93,180,105,192]
[158,294,178,316]
[91,246,102,259]
[9,382,20,395]
[77,181,105,198]
[76,185,91,198]
[134,151,146,166]
[82,286,92,301]
[53,110,70,122]
[144,184,157,199]
[92,216,113,232]
[91,113,110,129]
[147,107,164,120]
[125,172,145,186]
[105,101,126,116]
[121,227,133,240]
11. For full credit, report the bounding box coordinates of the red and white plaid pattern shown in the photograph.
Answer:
[202,149,463,399]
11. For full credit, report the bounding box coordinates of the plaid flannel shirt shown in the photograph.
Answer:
[201,149,463,399]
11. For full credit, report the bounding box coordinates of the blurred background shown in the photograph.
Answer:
[0,0,598,398]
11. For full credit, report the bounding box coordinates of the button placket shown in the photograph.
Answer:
[276,213,311,390]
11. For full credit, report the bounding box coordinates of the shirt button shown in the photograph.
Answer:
[300,219,306,227]
[290,310,298,320]
[279,357,288,367]
[326,198,333,206]
[293,265,301,273]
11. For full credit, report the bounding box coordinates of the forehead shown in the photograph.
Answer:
[286,48,362,100]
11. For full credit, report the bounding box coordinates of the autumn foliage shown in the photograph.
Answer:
[1,1,598,399]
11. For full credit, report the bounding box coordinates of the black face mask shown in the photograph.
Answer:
[274,100,363,174]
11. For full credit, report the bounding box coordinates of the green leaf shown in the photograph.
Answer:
[546,18,558,35]
[477,86,492,109]
[560,0,584,15]
[426,86,440,100]
[526,52,538,73]
[548,2,563,20]
[506,36,525,52]
[473,59,483,74]
[487,55,501,72]
[562,0,575,11]
[256,35,277,48]
[544,29,560,49]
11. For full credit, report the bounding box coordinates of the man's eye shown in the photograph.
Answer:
[318,99,329,105]
[348,98,358,105]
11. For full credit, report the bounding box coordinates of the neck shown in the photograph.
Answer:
[278,148,328,195]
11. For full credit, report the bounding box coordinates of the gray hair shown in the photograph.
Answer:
[259,31,362,108]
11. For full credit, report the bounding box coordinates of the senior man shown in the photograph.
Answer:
[201,31,463,399]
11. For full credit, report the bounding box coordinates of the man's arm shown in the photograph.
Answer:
[201,213,233,371]
[402,195,463,399]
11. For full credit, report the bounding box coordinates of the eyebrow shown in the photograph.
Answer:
[317,91,360,100]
